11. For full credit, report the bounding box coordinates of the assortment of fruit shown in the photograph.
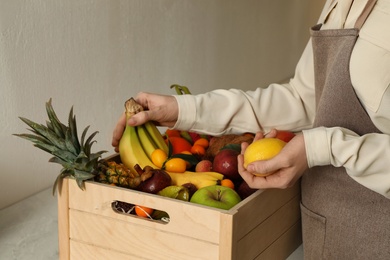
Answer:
[14,86,296,222]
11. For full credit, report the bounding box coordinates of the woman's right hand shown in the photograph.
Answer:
[237,130,307,190]
[111,92,179,152]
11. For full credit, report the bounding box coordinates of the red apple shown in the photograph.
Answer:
[275,130,295,143]
[236,181,258,200]
[212,149,241,180]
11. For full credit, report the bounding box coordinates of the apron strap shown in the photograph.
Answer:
[354,0,377,29]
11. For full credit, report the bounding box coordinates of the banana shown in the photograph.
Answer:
[119,98,223,190]
[119,98,158,173]
[119,125,154,174]
[120,126,223,189]
[137,125,158,160]
[144,121,169,154]
[167,171,224,189]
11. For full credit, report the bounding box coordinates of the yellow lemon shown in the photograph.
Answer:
[243,138,286,176]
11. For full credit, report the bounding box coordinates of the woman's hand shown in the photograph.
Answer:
[237,130,308,189]
[112,92,179,152]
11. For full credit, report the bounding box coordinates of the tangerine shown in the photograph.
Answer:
[151,148,168,168]
[193,138,209,148]
[167,136,192,155]
[164,158,187,173]
[135,205,154,218]
[190,144,206,156]
[221,179,235,189]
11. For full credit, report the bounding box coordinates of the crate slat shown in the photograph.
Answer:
[68,180,224,243]
[69,209,219,259]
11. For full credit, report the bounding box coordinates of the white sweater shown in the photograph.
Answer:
[173,0,390,198]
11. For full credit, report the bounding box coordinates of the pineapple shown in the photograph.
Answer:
[14,99,138,194]
[96,161,147,189]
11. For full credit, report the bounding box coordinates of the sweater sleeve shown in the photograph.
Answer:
[173,39,317,136]
[303,127,390,199]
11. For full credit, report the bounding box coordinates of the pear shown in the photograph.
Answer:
[158,185,190,201]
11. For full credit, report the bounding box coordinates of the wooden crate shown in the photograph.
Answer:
[58,163,302,259]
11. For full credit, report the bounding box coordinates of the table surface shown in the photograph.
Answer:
[0,188,303,260]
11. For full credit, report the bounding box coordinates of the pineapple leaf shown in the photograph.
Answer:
[52,149,77,163]
[80,125,91,151]
[19,117,68,151]
[16,99,105,192]
[74,156,90,168]
[46,120,54,132]
[68,108,81,154]
[75,179,85,190]
[53,174,62,196]
[89,151,107,161]
[13,133,52,146]
[74,170,96,190]
[86,131,99,144]
[84,131,99,156]
[65,128,78,156]
[18,117,48,136]
[52,172,68,196]
[49,156,74,169]
[84,151,107,171]
[34,143,57,154]
[46,99,67,139]
[74,170,95,180]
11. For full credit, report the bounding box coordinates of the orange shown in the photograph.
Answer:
[193,138,209,148]
[221,179,235,189]
[165,129,181,138]
[164,158,187,173]
[151,148,168,168]
[190,144,206,156]
[135,205,154,218]
[243,138,286,176]
[167,136,192,155]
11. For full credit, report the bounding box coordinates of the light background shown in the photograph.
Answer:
[0,0,325,209]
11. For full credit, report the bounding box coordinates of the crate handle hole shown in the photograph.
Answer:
[111,200,170,224]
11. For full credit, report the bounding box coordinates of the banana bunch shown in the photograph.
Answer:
[119,98,223,189]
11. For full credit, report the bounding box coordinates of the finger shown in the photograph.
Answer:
[265,128,277,138]
[237,154,257,183]
[133,92,151,110]
[127,110,151,126]
[240,142,249,155]
[254,131,264,141]
[247,158,280,177]
[112,112,126,148]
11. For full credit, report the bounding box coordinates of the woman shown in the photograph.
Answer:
[112,0,390,258]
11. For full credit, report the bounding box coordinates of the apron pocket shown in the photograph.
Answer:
[300,202,326,259]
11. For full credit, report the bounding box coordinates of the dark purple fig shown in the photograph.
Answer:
[138,169,171,194]
[181,183,198,198]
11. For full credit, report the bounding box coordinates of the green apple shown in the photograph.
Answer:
[190,185,242,210]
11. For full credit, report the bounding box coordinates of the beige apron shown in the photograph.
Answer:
[301,0,390,259]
